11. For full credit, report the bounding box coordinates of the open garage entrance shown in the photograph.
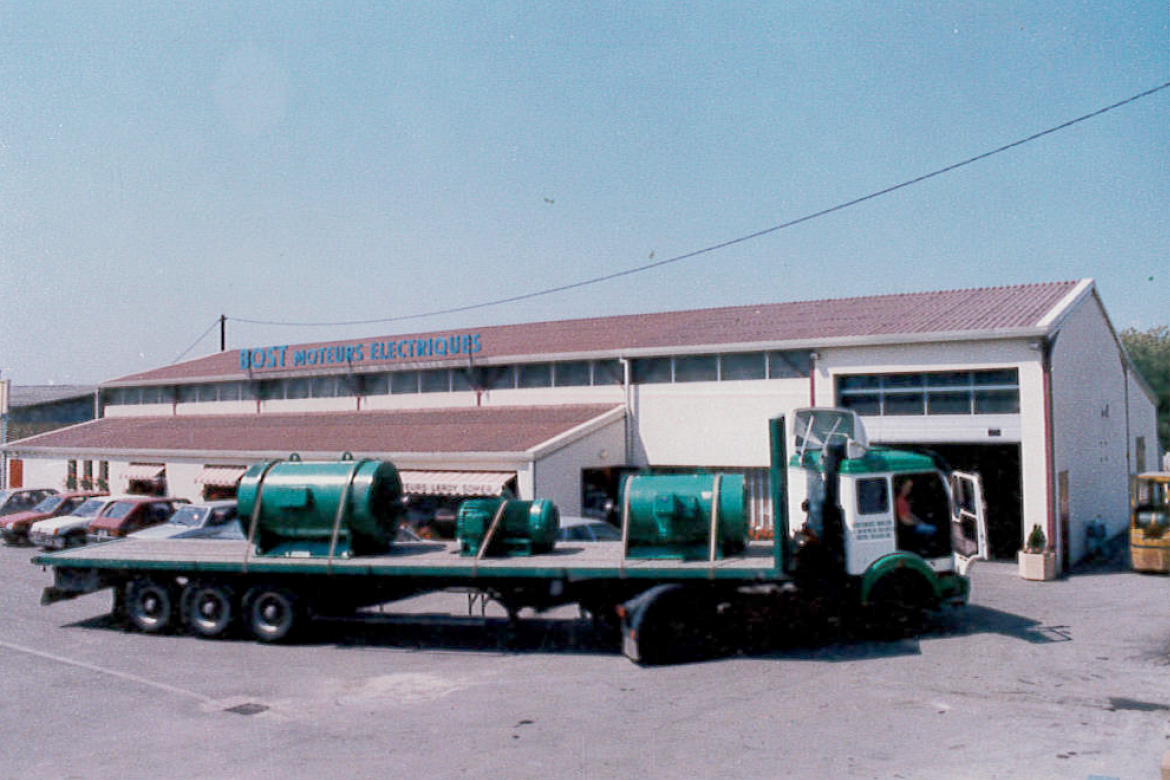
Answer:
[895,443,1023,560]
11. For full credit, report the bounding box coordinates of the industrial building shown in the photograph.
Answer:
[4,278,1160,570]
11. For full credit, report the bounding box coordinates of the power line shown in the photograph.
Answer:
[230,81,1170,330]
[172,318,222,364]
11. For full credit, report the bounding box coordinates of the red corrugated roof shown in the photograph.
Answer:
[110,280,1086,385]
[9,405,622,456]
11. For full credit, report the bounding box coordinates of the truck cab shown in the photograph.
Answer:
[786,408,988,607]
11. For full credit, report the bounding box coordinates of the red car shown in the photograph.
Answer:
[0,491,106,546]
[86,497,190,543]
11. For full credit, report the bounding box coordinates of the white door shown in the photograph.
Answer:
[950,471,988,574]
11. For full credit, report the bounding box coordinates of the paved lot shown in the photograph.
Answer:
[1,541,1167,780]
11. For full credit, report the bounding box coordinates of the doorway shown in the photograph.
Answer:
[913,443,1023,560]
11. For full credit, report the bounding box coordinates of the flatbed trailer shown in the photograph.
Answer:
[31,410,987,664]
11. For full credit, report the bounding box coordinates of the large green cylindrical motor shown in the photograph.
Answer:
[237,455,404,557]
[456,498,560,557]
[622,473,747,559]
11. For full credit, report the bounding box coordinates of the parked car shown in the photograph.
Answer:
[0,487,59,517]
[87,497,190,543]
[557,515,623,542]
[130,500,238,540]
[0,491,106,545]
[30,495,130,550]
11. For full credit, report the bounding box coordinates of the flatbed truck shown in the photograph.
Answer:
[32,410,988,664]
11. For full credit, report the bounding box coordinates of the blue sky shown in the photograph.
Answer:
[1,2,1166,385]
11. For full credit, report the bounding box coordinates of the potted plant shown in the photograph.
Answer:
[1018,524,1058,580]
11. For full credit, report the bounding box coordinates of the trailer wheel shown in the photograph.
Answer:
[185,583,236,639]
[244,587,301,643]
[124,579,176,634]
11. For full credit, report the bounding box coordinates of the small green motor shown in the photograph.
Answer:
[456,498,560,557]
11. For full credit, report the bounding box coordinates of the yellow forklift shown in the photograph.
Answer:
[1131,472,1170,573]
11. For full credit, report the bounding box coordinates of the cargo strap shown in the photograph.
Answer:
[473,500,510,569]
[618,483,633,573]
[242,460,281,574]
[327,460,366,572]
[708,474,723,572]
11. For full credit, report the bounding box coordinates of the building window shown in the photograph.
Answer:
[284,379,310,399]
[837,369,1020,417]
[309,377,337,398]
[632,358,672,384]
[722,352,766,380]
[420,370,450,393]
[517,363,552,388]
[483,366,517,391]
[674,355,718,383]
[554,361,591,387]
[365,374,390,395]
[391,372,419,394]
[768,351,809,379]
[594,360,623,385]
[451,369,474,392]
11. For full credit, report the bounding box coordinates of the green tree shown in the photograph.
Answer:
[1122,325,1169,461]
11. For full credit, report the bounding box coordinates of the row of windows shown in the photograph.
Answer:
[105,351,811,405]
[836,370,1021,417]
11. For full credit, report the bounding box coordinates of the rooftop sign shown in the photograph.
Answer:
[238,332,483,372]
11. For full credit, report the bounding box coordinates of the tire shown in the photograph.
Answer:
[185,583,236,639]
[244,587,302,643]
[865,573,931,640]
[124,579,176,634]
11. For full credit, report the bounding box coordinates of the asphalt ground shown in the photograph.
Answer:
[1,538,1167,780]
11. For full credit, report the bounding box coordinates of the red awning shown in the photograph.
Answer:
[121,463,164,481]
[195,465,247,488]
[399,471,515,497]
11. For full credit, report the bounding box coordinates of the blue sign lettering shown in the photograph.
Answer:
[238,333,481,373]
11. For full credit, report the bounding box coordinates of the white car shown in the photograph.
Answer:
[29,495,131,550]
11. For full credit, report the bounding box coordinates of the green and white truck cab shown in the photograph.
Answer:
[786,408,988,608]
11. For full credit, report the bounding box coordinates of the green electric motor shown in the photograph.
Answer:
[621,473,748,559]
[456,498,560,557]
[237,454,404,557]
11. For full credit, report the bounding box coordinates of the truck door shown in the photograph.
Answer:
[950,471,988,574]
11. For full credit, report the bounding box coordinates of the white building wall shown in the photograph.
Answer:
[1127,366,1162,474]
[21,457,66,491]
[532,419,627,516]
[1050,294,1132,562]
[814,339,1051,544]
[630,378,809,467]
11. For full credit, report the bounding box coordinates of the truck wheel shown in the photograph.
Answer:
[865,573,930,640]
[185,583,236,639]
[244,587,301,643]
[124,579,176,634]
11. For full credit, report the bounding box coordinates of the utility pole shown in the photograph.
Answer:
[220,314,227,352]
[0,375,9,490]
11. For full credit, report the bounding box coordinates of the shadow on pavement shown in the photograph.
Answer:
[62,595,1063,664]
